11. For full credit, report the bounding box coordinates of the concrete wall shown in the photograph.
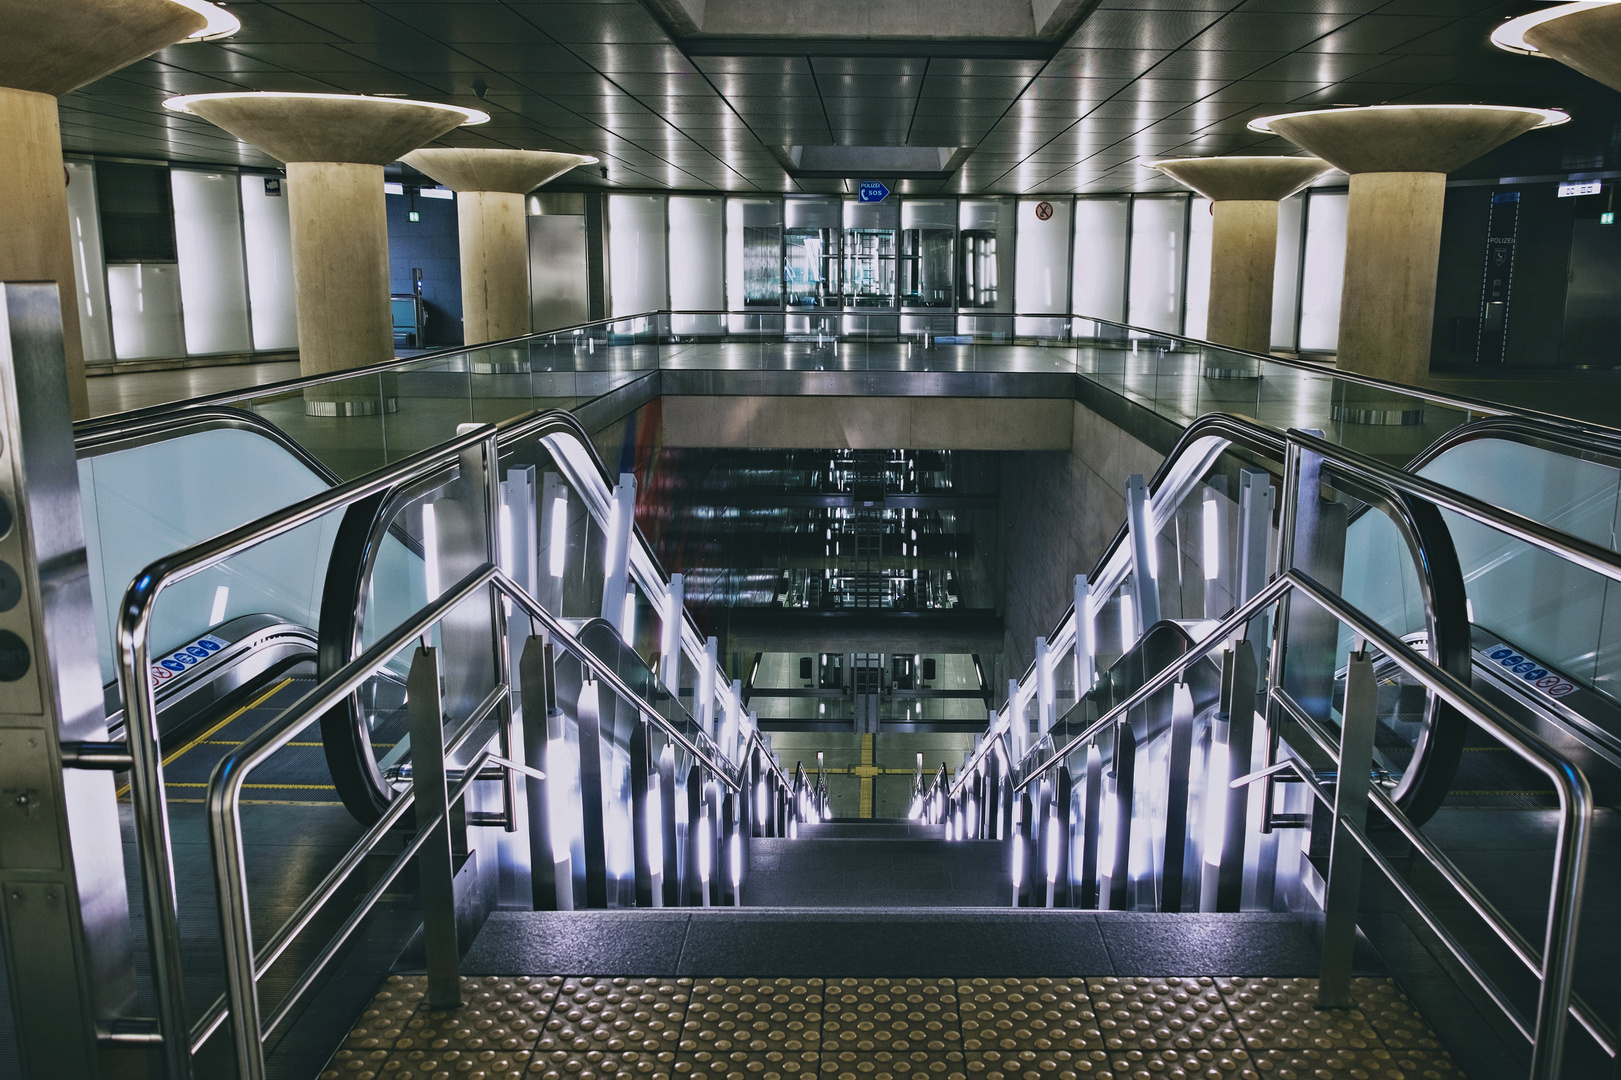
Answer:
[995,399,1164,689]
[662,395,1072,451]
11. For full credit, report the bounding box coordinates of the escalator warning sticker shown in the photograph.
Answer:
[1477,644,1577,701]
[149,634,227,690]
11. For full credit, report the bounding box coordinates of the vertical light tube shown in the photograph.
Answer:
[1074,574,1094,698]
[548,494,568,579]
[621,586,637,646]
[209,585,230,627]
[660,572,684,689]
[1125,473,1160,629]
[601,473,637,631]
[1203,730,1230,867]
[1035,637,1054,735]
[699,637,718,740]
[422,501,441,600]
[1120,592,1136,650]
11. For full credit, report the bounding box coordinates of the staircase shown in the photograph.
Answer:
[743,820,1009,907]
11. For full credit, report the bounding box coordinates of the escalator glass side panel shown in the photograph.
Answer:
[78,424,334,687]
[1418,437,1621,705]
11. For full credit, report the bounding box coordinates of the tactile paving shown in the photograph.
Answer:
[530,976,690,1079]
[822,979,961,1055]
[1088,977,1253,1080]
[683,978,824,1054]
[322,973,1461,1080]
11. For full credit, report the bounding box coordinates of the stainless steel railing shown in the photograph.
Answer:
[112,409,775,1077]
[204,560,771,1079]
[944,411,1615,1079]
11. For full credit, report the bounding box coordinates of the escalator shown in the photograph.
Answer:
[936,407,1621,1077]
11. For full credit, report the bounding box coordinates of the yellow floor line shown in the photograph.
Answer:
[167,798,345,807]
[118,677,295,798]
[166,781,335,790]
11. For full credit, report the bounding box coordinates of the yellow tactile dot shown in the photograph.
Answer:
[394,976,558,1056]
[1086,978,1253,1080]
[821,979,959,1055]
[543,977,690,1056]
[343,975,428,1052]
[1218,978,1381,1055]
[379,1047,533,1079]
[816,1049,967,1080]
[675,1048,821,1077]
[958,978,1097,1053]
[1347,981,1442,1052]
[685,979,824,1053]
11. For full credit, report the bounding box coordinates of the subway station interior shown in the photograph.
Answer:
[16,2,1621,1079]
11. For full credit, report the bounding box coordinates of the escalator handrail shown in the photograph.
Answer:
[992,563,1595,1078]
[76,309,668,430]
[73,404,342,485]
[85,307,1621,445]
[200,561,749,1078]
[957,410,1621,799]
[114,410,748,1064]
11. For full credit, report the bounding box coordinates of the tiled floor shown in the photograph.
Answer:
[320,974,1460,1080]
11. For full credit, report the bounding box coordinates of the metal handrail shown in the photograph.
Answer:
[87,305,1621,446]
[960,409,1621,798]
[999,565,1593,1080]
[205,562,753,1078]
[112,409,744,1075]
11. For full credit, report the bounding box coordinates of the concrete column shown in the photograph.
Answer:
[0,0,229,419]
[1250,105,1565,405]
[402,150,595,350]
[164,93,487,411]
[287,161,393,381]
[1151,157,1331,356]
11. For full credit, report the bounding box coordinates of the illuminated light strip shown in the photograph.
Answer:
[1492,1,1620,55]
[1248,103,1570,135]
[168,0,241,40]
[163,92,491,127]
[117,676,294,798]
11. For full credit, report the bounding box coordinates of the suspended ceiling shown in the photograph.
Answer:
[60,0,1619,195]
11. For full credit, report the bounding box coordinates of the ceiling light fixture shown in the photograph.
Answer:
[163,91,490,127]
[170,0,242,41]
[1492,1,1620,55]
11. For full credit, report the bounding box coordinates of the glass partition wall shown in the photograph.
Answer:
[607,187,1348,352]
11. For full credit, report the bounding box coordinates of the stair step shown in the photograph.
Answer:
[799,821,943,840]
[456,910,1326,980]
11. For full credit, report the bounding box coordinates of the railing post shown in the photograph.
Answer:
[1081,743,1103,909]
[659,744,679,906]
[660,572,683,690]
[519,634,559,910]
[1318,647,1377,1009]
[630,716,654,908]
[408,646,462,1009]
[1216,642,1258,912]
[576,679,609,908]
[1052,767,1073,908]
[1160,682,1196,913]
[1108,721,1136,912]
[1125,473,1161,629]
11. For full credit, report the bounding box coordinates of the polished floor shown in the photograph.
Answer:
[321,971,1458,1080]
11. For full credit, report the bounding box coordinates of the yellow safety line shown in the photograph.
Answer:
[166,782,335,790]
[167,798,345,807]
[118,677,295,798]
[859,733,873,819]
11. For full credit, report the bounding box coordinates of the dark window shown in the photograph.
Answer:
[96,162,176,263]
